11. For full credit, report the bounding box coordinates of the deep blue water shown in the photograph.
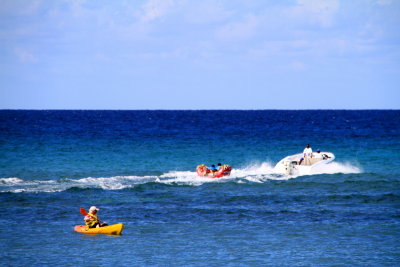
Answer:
[1,110,399,266]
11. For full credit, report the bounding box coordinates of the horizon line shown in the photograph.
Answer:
[1,108,399,111]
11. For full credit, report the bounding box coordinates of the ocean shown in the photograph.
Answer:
[1,110,399,266]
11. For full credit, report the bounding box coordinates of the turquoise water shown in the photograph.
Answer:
[1,110,399,266]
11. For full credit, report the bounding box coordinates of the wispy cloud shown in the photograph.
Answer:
[1,0,399,109]
[14,47,37,63]
[183,1,233,25]
[140,0,175,22]
[285,0,340,27]
[215,14,258,42]
[0,0,41,15]
[376,0,393,6]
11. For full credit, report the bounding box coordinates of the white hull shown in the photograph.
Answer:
[273,152,335,175]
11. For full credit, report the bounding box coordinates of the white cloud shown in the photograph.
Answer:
[376,0,393,5]
[215,14,258,41]
[14,48,37,63]
[183,1,234,25]
[66,0,88,17]
[140,0,175,22]
[286,0,340,27]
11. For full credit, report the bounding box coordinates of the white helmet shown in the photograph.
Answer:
[89,206,99,212]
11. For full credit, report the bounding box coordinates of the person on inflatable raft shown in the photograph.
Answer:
[196,163,232,178]
[84,206,108,230]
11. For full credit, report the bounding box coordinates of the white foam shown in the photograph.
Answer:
[0,177,60,193]
[231,162,275,177]
[159,170,227,186]
[157,163,287,185]
[74,175,159,190]
[231,162,295,182]
[0,161,362,193]
[0,177,26,185]
[310,161,362,175]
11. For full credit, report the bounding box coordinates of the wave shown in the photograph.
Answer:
[0,161,361,193]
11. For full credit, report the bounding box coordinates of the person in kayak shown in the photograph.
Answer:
[84,206,107,229]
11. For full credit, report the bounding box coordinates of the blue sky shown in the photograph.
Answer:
[1,0,399,109]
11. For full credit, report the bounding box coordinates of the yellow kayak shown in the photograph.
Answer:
[74,223,124,235]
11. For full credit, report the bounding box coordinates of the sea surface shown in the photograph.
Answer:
[0,110,399,266]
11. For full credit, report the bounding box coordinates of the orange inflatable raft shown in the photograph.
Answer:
[196,164,232,178]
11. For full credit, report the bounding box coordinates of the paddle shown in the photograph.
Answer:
[80,208,88,216]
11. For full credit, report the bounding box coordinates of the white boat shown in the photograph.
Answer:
[273,151,335,175]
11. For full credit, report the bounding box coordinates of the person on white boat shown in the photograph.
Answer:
[314,149,323,159]
[298,144,313,165]
[314,149,331,160]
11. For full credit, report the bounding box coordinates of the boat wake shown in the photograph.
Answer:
[309,161,361,175]
[0,161,362,193]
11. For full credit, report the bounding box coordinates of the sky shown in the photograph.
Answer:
[0,0,399,109]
